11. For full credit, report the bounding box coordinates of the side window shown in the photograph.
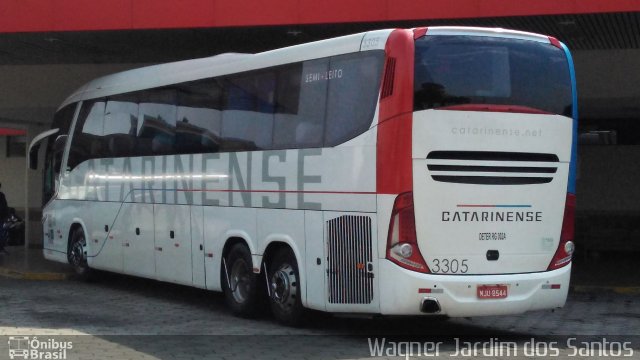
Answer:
[325,52,384,146]
[105,94,139,158]
[55,52,383,168]
[138,88,177,156]
[43,103,77,204]
[222,70,275,151]
[273,60,326,149]
[68,99,106,169]
[176,79,223,154]
[49,104,76,170]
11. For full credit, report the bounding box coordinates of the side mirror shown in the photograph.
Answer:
[29,144,40,170]
[27,128,60,170]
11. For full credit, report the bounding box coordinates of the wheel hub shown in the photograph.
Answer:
[229,259,250,303]
[70,239,86,268]
[270,264,296,309]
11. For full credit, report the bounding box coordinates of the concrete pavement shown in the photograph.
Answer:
[0,246,72,280]
[0,246,639,359]
[0,275,638,359]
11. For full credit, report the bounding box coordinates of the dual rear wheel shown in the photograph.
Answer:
[223,244,303,325]
[69,231,302,324]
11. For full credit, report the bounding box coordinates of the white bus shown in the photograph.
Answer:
[30,26,577,325]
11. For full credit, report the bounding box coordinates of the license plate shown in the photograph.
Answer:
[477,284,508,299]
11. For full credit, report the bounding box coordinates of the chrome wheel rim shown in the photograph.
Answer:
[270,264,297,311]
[229,259,251,303]
[70,236,86,271]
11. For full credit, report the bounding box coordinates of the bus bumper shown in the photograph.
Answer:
[378,259,571,316]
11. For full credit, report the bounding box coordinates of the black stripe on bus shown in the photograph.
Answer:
[427,151,559,162]
[431,175,553,185]
[427,164,557,173]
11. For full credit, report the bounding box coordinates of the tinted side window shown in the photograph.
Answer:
[222,71,275,150]
[60,51,384,163]
[138,88,177,156]
[176,79,223,154]
[50,105,76,173]
[52,104,76,135]
[68,99,105,169]
[273,60,326,149]
[43,103,77,204]
[325,52,384,146]
[105,94,139,158]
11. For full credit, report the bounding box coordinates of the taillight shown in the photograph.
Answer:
[548,193,576,270]
[386,192,430,273]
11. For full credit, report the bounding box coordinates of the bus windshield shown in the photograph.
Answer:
[414,35,572,116]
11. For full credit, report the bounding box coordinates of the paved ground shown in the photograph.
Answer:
[0,272,638,359]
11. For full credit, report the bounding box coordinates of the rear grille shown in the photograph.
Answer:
[427,151,559,185]
[326,215,374,304]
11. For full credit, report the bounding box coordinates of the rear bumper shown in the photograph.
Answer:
[379,259,570,316]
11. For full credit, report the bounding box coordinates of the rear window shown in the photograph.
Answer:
[414,35,572,116]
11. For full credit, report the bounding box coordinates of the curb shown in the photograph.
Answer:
[0,267,71,281]
[570,285,640,294]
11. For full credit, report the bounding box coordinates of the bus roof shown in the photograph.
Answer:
[58,30,380,109]
[57,26,555,110]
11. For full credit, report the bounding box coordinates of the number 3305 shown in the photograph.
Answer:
[431,258,469,274]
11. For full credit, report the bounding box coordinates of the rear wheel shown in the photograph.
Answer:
[268,248,304,326]
[68,227,91,279]
[223,243,260,317]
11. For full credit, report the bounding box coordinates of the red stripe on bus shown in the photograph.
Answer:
[437,104,552,114]
[377,29,414,195]
[176,189,376,195]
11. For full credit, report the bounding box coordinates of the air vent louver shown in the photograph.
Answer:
[326,215,374,304]
[380,58,396,99]
[427,151,559,185]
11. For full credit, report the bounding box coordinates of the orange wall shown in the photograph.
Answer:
[1,0,640,33]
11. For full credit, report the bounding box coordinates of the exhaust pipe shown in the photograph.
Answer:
[420,297,441,314]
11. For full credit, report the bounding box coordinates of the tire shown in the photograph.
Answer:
[223,243,260,317]
[68,227,91,280]
[268,247,304,326]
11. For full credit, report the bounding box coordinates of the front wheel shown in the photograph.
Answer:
[68,227,91,279]
[268,248,304,326]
